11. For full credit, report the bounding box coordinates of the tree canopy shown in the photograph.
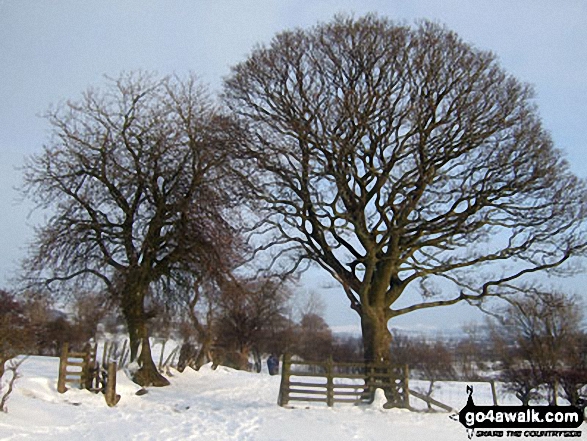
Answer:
[224,15,587,365]
[22,72,245,385]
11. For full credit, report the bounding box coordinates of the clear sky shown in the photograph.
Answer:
[1,0,586,334]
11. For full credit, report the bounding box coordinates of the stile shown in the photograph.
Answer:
[57,340,120,407]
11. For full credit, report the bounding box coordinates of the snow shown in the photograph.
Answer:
[0,356,582,440]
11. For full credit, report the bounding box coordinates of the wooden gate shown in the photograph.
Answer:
[278,354,410,408]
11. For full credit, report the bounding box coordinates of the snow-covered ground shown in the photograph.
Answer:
[0,356,582,440]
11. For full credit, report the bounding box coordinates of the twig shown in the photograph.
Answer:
[0,357,27,413]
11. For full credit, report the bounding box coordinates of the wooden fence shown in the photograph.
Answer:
[99,338,179,373]
[100,339,129,369]
[278,354,410,408]
[277,354,502,411]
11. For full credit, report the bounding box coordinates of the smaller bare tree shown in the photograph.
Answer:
[177,278,222,372]
[454,323,490,380]
[294,313,334,362]
[411,337,456,409]
[491,289,584,405]
[0,290,34,378]
[214,277,293,371]
[69,291,111,341]
[500,365,544,406]
[331,335,363,363]
[0,290,34,414]
[557,332,587,406]
[22,72,247,386]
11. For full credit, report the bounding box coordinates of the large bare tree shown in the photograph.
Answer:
[224,15,587,366]
[22,72,244,386]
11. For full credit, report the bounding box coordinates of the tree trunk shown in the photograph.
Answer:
[0,357,5,382]
[360,308,409,407]
[122,289,169,387]
[361,309,392,364]
[252,347,262,373]
[195,334,213,370]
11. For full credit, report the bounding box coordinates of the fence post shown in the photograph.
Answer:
[386,364,396,405]
[84,342,98,390]
[162,346,179,370]
[57,343,69,393]
[365,363,377,403]
[107,340,116,365]
[278,354,291,406]
[105,361,120,407]
[552,378,559,406]
[326,357,334,407]
[80,343,90,390]
[403,364,410,408]
[490,379,498,406]
[158,340,166,371]
[102,341,109,370]
[119,339,129,367]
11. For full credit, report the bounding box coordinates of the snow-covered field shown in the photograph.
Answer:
[0,356,582,440]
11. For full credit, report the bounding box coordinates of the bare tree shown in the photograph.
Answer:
[224,15,587,368]
[70,291,111,341]
[491,290,584,404]
[297,290,327,320]
[294,312,334,361]
[500,365,543,406]
[331,335,363,363]
[22,72,245,386]
[412,339,456,409]
[0,290,34,379]
[177,277,223,372]
[558,332,587,406]
[213,277,292,371]
[455,323,490,379]
[173,227,251,372]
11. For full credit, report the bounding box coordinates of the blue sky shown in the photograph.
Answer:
[1,0,586,333]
